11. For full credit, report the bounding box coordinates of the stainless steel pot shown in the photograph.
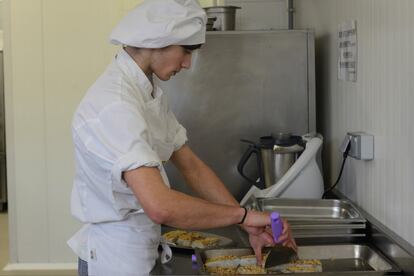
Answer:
[238,134,305,189]
[203,6,241,31]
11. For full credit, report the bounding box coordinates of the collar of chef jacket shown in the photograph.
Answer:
[115,48,157,103]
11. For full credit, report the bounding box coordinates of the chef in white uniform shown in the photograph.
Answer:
[68,0,296,275]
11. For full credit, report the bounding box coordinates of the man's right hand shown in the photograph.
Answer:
[248,231,274,266]
[241,210,297,265]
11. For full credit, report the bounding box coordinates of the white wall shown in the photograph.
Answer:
[4,0,289,266]
[295,0,414,247]
[4,0,124,265]
[0,0,3,31]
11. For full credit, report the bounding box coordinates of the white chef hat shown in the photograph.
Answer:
[109,0,207,48]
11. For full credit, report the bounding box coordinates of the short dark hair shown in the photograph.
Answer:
[181,44,202,51]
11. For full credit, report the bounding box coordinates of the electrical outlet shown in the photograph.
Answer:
[346,132,374,160]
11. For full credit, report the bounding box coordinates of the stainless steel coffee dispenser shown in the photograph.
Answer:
[238,134,304,189]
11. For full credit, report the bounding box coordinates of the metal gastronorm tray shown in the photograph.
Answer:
[256,198,366,224]
[195,244,400,274]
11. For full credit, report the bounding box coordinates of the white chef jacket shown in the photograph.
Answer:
[68,48,186,275]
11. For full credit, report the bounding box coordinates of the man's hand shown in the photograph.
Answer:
[242,211,298,265]
[248,231,273,266]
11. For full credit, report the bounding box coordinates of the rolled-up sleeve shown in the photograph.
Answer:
[172,123,187,151]
[166,109,188,151]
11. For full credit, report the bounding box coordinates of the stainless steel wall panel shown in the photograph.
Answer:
[159,31,315,200]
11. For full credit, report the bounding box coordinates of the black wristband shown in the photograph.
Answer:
[238,207,248,224]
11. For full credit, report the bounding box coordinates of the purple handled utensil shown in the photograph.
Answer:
[264,212,298,268]
[270,212,283,243]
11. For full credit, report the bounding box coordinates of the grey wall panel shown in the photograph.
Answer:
[0,51,6,206]
[0,52,4,154]
[159,31,315,200]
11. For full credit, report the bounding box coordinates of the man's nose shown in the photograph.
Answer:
[181,53,192,69]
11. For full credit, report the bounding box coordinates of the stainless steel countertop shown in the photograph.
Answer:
[151,193,414,275]
[331,191,414,276]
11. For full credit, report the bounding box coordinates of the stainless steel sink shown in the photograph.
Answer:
[195,244,401,275]
[296,244,399,273]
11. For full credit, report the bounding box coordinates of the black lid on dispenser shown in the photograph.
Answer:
[259,136,275,149]
[273,133,303,147]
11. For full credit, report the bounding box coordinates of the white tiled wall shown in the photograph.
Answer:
[4,0,123,264]
[0,0,3,29]
[0,0,3,49]
[295,0,414,247]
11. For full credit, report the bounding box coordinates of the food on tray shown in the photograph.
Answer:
[205,255,240,268]
[285,259,322,273]
[271,259,323,273]
[176,233,193,247]
[205,261,265,275]
[205,266,237,275]
[161,230,187,243]
[189,232,204,240]
[204,255,261,275]
[162,230,221,249]
[239,255,258,266]
[296,259,322,266]
[236,265,266,274]
[192,236,220,249]
[204,253,323,275]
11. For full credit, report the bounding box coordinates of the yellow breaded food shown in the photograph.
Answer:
[283,259,323,273]
[176,233,193,247]
[162,230,187,243]
[205,266,237,275]
[191,237,220,249]
[239,255,258,266]
[285,265,321,273]
[205,255,239,268]
[236,265,266,274]
[190,232,204,240]
[294,259,322,265]
[203,254,323,275]
[163,230,222,249]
